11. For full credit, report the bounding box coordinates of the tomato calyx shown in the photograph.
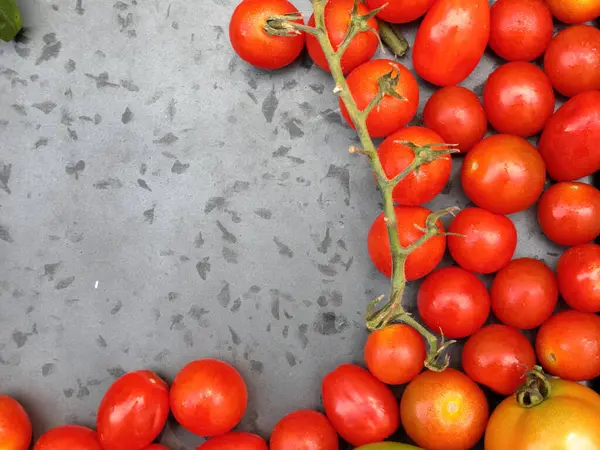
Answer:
[515,366,553,408]
[338,0,386,54]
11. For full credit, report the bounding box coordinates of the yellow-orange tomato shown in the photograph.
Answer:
[545,0,600,24]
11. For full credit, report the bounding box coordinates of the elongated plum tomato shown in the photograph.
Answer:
[340,60,419,138]
[306,0,378,75]
[34,425,102,450]
[413,0,490,86]
[366,0,435,23]
[197,432,267,450]
[557,244,600,313]
[322,364,399,446]
[97,370,169,450]
[367,206,446,281]
[270,410,338,450]
[0,395,31,450]
[545,0,600,23]
[229,0,305,70]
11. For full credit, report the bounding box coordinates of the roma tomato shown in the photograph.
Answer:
[170,359,247,437]
[400,369,488,450]
[364,324,426,385]
[462,325,536,396]
[557,244,600,313]
[270,410,338,450]
[490,258,558,330]
[545,0,600,23]
[461,135,546,215]
[229,0,305,70]
[413,0,490,86]
[197,432,267,450]
[422,86,487,153]
[34,426,102,450]
[340,60,419,138]
[97,370,169,450]
[448,208,517,274]
[378,127,451,205]
[367,206,446,281]
[536,310,600,381]
[0,395,31,450]
[322,364,399,446]
[417,266,490,339]
[366,0,435,23]
[306,0,378,75]
[538,91,600,181]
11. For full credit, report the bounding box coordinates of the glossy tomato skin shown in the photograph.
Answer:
[322,364,399,446]
[0,396,31,450]
[461,135,546,214]
[422,86,486,153]
[34,425,102,450]
[366,0,435,23]
[400,369,488,450]
[229,0,305,70]
[538,91,600,181]
[557,244,600,313]
[197,432,267,450]
[490,258,558,330]
[448,208,517,274]
[170,359,247,437]
[367,206,446,281]
[270,410,338,450]
[545,0,600,23]
[413,0,490,86]
[340,60,419,138]
[378,127,451,205]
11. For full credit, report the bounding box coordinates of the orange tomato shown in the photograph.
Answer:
[545,0,600,23]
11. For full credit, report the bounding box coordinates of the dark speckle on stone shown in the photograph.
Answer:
[120,79,139,91]
[272,146,290,158]
[107,366,126,378]
[222,246,238,264]
[261,86,279,123]
[317,227,332,254]
[218,282,231,308]
[75,0,85,15]
[273,237,293,258]
[36,35,62,65]
[196,257,211,280]
[154,133,178,145]
[171,160,189,174]
[55,276,75,290]
[97,335,107,348]
[271,298,280,320]
[318,264,337,277]
[233,180,250,192]
[309,83,325,94]
[137,179,151,191]
[140,163,147,175]
[0,163,11,194]
[113,1,128,10]
[254,208,272,219]
[0,224,14,243]
[320,109,344,126]
[194,231,204,248]
[228,326,241,345]
[282,117,304,139]
[65,59,76,72]
[325,164,351,204]
[94,178,122,189]
[143,206,155,224]
[285,351,297,367]
[63,388,74,398]
[297,324,309,348]
[67,128,78,140]
[65,160,85,180]
[13,330,29,348]
[216,220,237,243]
[246,91,258,104]
[35,138,49,149]
[313,311,349,335]
[282,325,289,338]
[44,262,61,281]
[42,362,56,377]
[250,360,263,374]
[121,107,133,124]
[110,300,123,315]
[205,196,226,214]
[85,72,119,88]
[32,101,57,114]
[12,104,26,116]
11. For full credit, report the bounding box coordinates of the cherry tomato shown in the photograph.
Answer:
[306,0,379,75]
[413,0,490,86]
[417,266,490,339]
[170,359,247,437]
[322,364,399,446]
[34,425,102,450]
[557,244,600,313]
[270,410,338,450]
[400,369,488,450]
[340,60,419,138]
[229,0,305,70]
[97,370,169,450]
[364,324,426,385]
[490,258,558,330]
[0,395,31,450]
[536,310,600,381]
[448,208,517,274]
[197,432,267,450]
[545,0,600,23]
[366,0,435,23]
[367,206,446,281]
[422,86,487,153]
[538,90,600,181]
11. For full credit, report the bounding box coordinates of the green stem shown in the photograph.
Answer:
[377,20,410,57]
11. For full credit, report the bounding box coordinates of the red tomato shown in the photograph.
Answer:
[170,359,247,437]
[400,369,489,450]
[543,25,600,98]
[0,395,31,450]
[417,266,490,339]
[557,244,600,313]
[366,0,435,23]
[229,0,305,70]
[536,310,600,381]
[413,0,490,86]
[462,325,536,396]
[448,208,517,274]
[423,86,487,153]
[34,426,102,450]
[545,0,600,23]
[364,324,426,385]
[538,91,600,181]
[340,60,419,138]
[306,0,379,75]
[197,432,267,450]
[97,370,169,450]
[270,410,338,450]
[367,206,446,281]
[490,258,558,330]
[489,0,553,62]
[461,134,546,214]
[322,364,399,446]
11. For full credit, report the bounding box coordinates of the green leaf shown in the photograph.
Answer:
[0,0,22,43]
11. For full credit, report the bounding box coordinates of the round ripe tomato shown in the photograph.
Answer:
[462,325,536,396]
[538,91,600,181]
[536,310,600,381]
[490,258,558,330]
[170,359,247,437]
[489,0,553,62]
[448,208,517,274]
[322,364,399,446]
[270,410,338,450]
[413,0,490,86]
[367,206,446,281]
[197,432,267,450]
[306,0,378,75]
[422,86,487,153]
[366,0,435,23]
[461,135,546,214]
[34,426,102,450]
[97,370,169,450]
[364,324,426,385]
[417,266,490,339]
[557,244,600,313]
[0,395,31,450]
[545,0,600,23]
[400,369,488,450]
[229,0,305,70]
[340,60,419,138]
[483,62,555,137]
[543,25,600,98]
